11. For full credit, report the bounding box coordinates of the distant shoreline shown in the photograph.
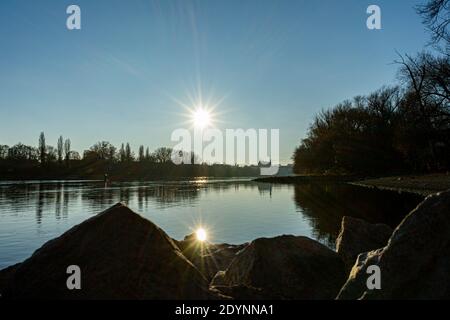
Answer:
[254,173,450,196]
[253,175,362,184]
[2,174,449,196]
[0,176,257,183]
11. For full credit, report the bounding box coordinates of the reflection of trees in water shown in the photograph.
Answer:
[35,183,81,224]
[293,183,424,247]
[36,184,44,224]
[1,180,287,228]
[78,181,263,212]
[0,182,82,225]
[256,183,273,197]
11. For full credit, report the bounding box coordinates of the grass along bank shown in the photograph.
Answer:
[351,173,450,196]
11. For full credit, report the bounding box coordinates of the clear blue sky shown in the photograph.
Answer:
[0,0,432,163]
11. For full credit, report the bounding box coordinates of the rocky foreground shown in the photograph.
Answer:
[1,190,449,300]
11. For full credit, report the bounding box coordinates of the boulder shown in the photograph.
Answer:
[337,190,450,300]
[0,203,218,300]
[336,216,393,271]
[0,264,20,298]
[177,233,247,282]
[212,235,346,299]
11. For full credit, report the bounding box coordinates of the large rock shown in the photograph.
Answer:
[0,264,19,297]
[0,203,217,300]
[177,233,247,282]
[337,190,450,300]
[212,235,346,299]
[336,216,393,271]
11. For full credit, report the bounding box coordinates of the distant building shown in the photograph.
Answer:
[257,161,294,176]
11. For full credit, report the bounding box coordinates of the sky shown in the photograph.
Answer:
[0,0,433,164]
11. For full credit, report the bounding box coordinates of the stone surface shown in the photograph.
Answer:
[211,284,269,300]
[336,216,393,271]
[337,190,450,300]
[213,235,346,299]
[177,233,247,281]
[0,203,217,300]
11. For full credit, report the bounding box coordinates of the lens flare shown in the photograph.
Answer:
[196,228,207,242]
[192,108,211,129]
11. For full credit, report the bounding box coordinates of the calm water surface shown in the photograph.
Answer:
[0,179,423,269]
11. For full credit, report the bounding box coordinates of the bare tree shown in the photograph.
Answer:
[417,0,450,48]
[395,51,450,117]
[152,147,173,163]
[395,52,428,114]
[88,141,116,160]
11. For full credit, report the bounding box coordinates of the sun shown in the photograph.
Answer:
[196,228,207,242]
[192,108,212,129]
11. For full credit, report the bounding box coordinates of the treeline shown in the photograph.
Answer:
[0,134,174,165]
[0,134,259,180]
[293,0,450,175]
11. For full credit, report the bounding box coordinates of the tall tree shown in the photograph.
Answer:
[57,136,64,164]
[38,132,46,164]
[119,143,125,162]
[64,139,71,165]
[125,143,133,161]
[138,145,145,162]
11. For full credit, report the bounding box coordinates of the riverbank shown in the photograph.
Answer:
[253,175,360,184]
[254,173,450,196]
[351,173,450,196]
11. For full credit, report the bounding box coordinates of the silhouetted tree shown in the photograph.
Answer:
[125,143,134,161]
[57,136,64,164]
[293,83,450,174]
[46,146,57,163]
[7,143,38,161]
[0,145,9,159]
[87,141,116,160]
[417,0,450,47]
[68,151,80,160]
[64,139,71,166]
[38,132,46,164]
[394,52,450,170]
[138,145,145,162]
[293,1,450,174]
[119,143,125,162]
[153,147,173,163]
